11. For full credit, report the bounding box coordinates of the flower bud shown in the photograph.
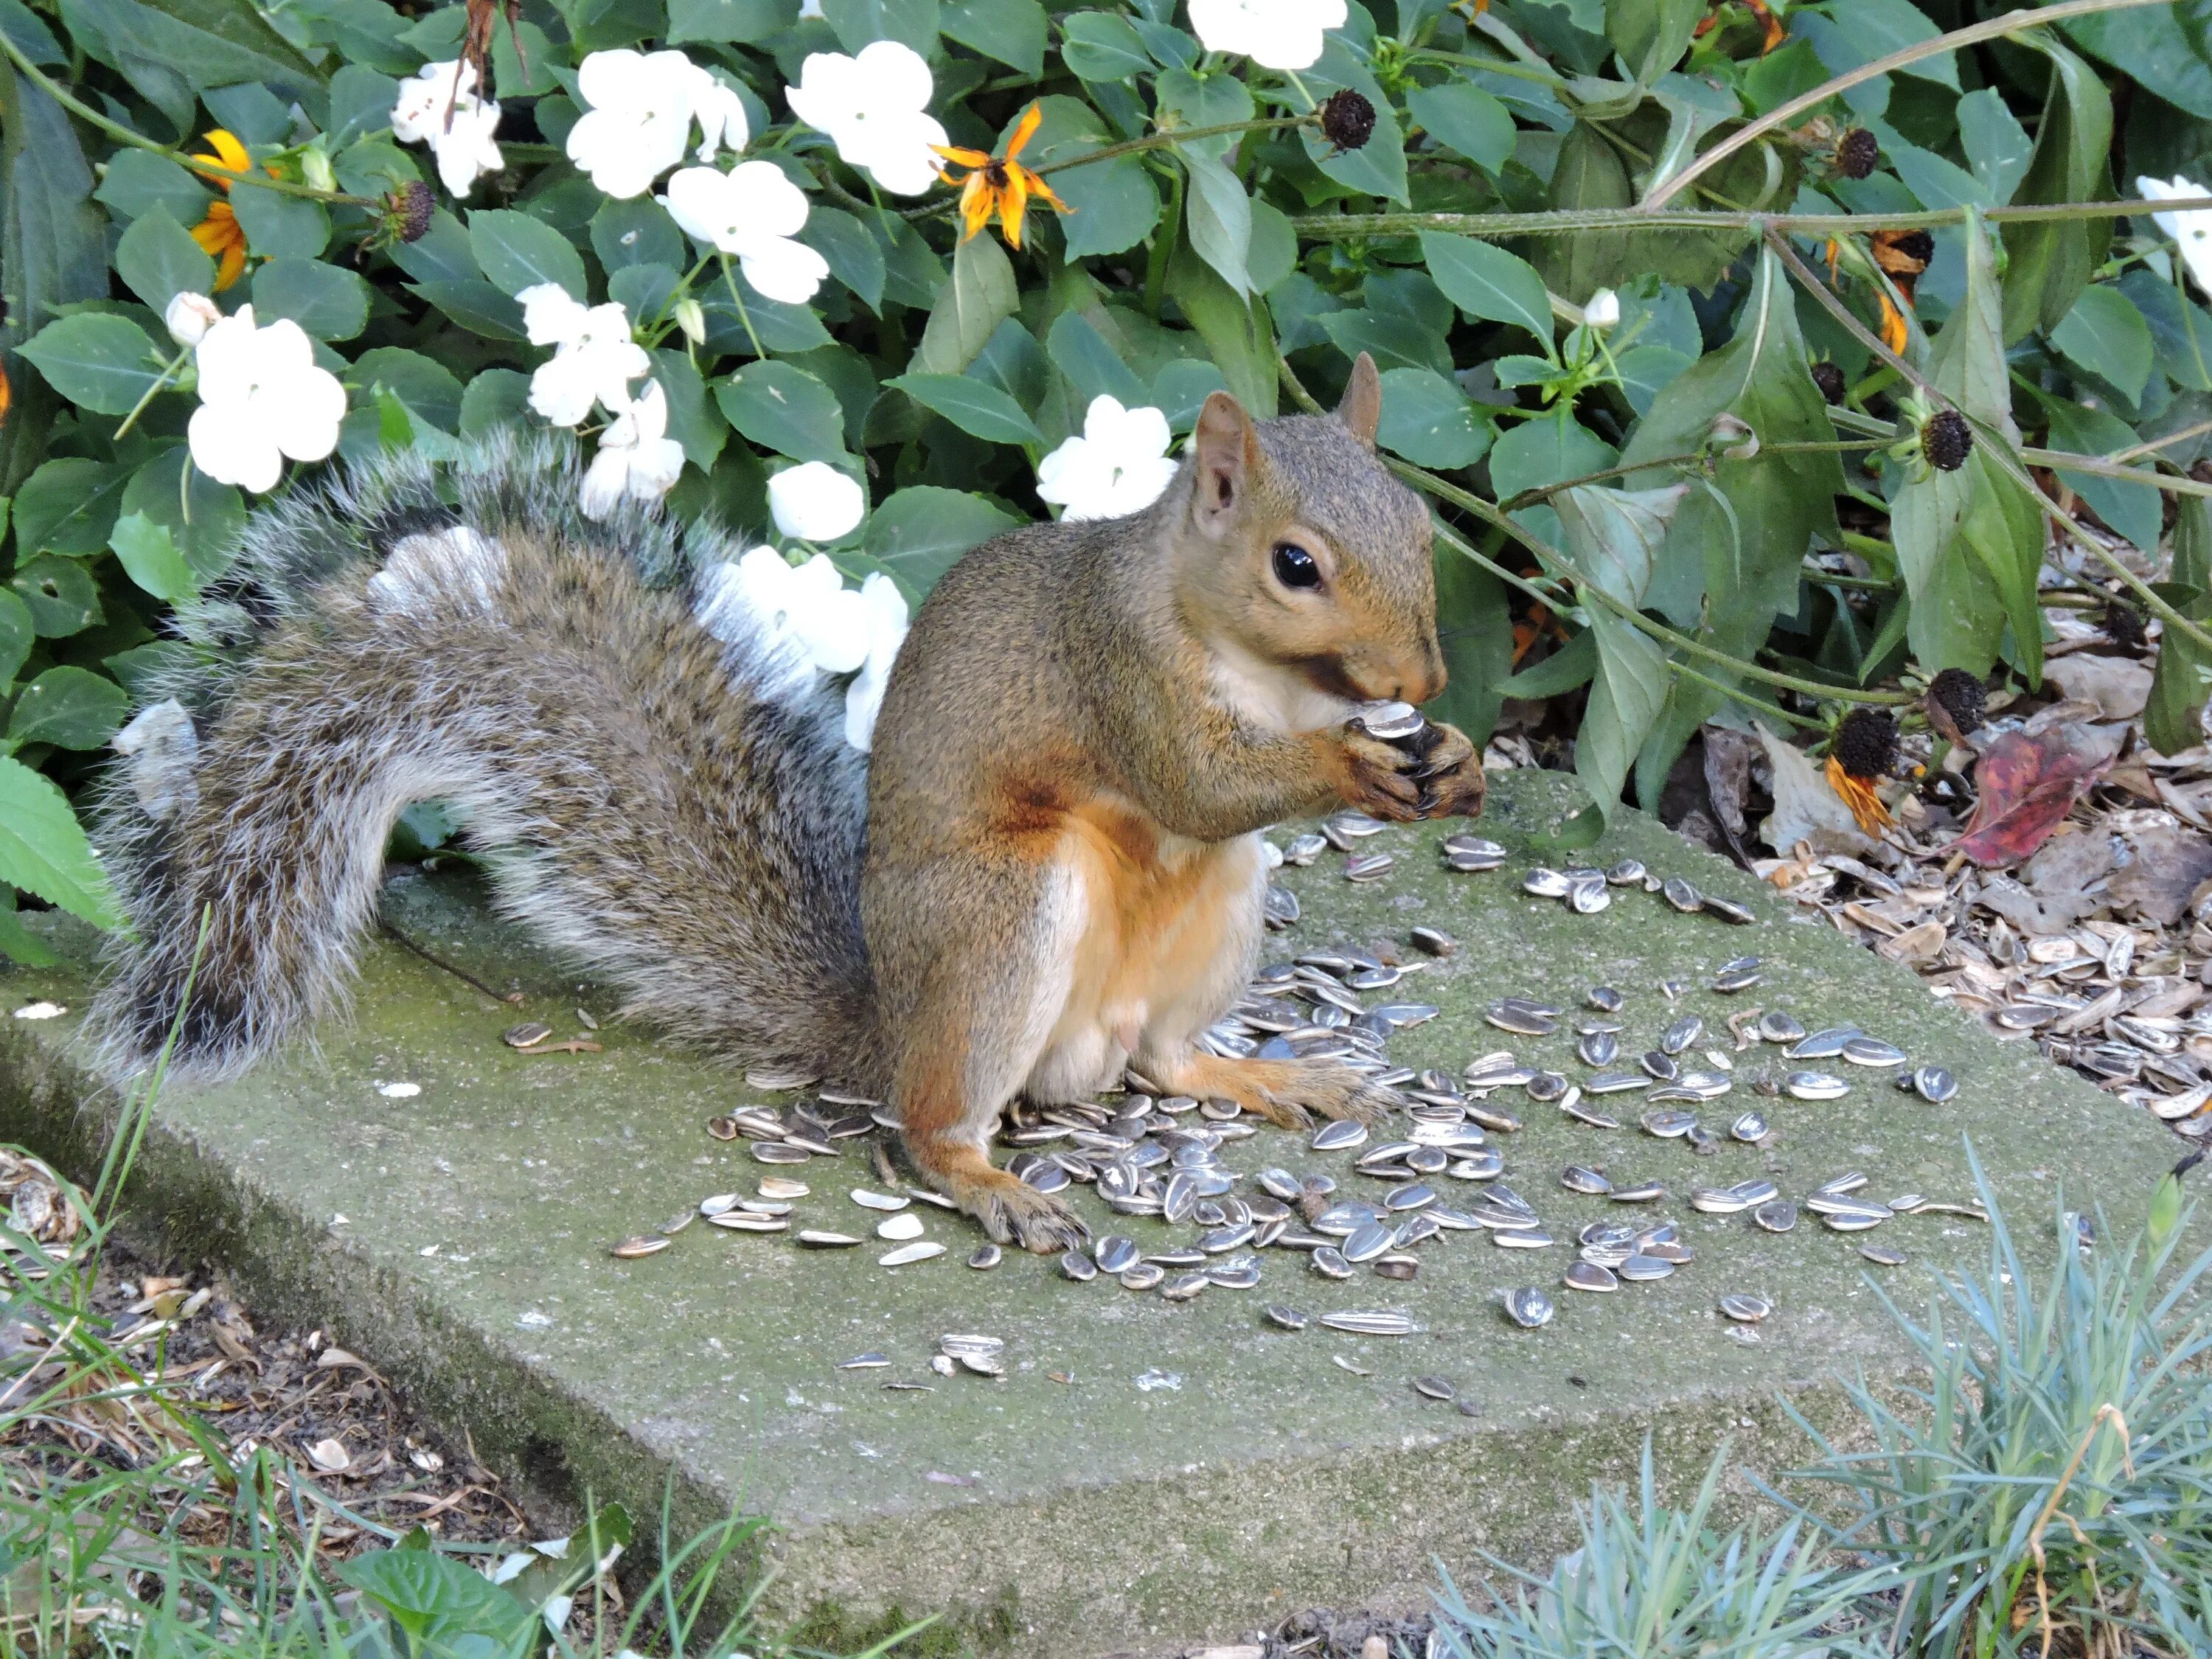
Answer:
[1809,361,1846,406]
[1921,408,1972,472]
[674,297,706,344]
[390,181,434,243]
[1834,127,1879,181]
[301,145,336,194]
[165,291,221,348]
[1582,288,1620,331]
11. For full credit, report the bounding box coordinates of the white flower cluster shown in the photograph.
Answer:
[390,60,504,198]
[1187,0,1346,72]
[696,546,907,751]
[178,302,347,494]
[1035,396,1180,522]
[2138,175,2212,295]
[785,41,947,195]
[515,283,678,519]
[565,48,751,199]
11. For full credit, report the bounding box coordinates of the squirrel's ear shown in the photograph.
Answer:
[1337,352,1382,448]
[1192,390,1259,541]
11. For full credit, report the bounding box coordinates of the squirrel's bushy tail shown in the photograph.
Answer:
[91,435,883,1088]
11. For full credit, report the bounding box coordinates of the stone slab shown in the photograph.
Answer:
[0,771,2186,1655]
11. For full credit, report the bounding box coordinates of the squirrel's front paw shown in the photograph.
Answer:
[1332,728,1430,821]
[1411,721,1485,819]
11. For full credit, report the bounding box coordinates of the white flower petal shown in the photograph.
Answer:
[739,237,830,305]
[786,44,945,197]
[188,403,282,493]
[768,462,866,543]
[518,284,591,348]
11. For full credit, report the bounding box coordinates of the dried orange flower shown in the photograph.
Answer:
[933,102,1071,250]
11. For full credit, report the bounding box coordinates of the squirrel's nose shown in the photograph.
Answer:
[1398,640,1447,706]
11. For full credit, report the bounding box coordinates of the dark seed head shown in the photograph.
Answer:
[1809,361,1846,406]
[1921,408,1972,472]
[392,181,434,243]
[1927,667,1987,738]
[1835,127,1879,180]
[1320,88,1376,153]
[2101,598,2147,653]
[1892,229,1935,266]
[1834,708,1899,781]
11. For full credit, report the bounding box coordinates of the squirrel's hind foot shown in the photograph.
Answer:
[1158,1053,1398,1130]
[931,1159,1092,1254]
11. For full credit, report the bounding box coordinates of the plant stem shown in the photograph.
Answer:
[2108,414,2212,465]
[1287,194,2210,243]
[112,346,193,441]
[2020,446,2212,501]
[1760,226,2212,660]
[1407,47,1571,90]
[0,30,370,206]
[716,256,766,361]
[1645,0,2174,209]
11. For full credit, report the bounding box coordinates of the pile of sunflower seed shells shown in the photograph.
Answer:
[600,821,1987,1373]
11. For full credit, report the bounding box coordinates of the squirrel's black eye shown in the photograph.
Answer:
[1272,543,1322,590]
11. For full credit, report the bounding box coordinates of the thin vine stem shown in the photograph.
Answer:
[1759,226,2212,660]
[1287,195,2210,243]
[1494,438,1882,512]
[2107,414,2212,465]
[0,30,369,206]
[1645,0,2174,209]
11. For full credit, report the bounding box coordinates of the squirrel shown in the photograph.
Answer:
[90,352,1485,1251]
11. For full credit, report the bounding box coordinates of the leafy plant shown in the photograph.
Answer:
[1771,1155,2212,1659]
[7,0,2212,919]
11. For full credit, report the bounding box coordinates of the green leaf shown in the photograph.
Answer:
[916,232,1018,375]
[1374,366,1490,470]
[1604,0,1701,86]
[10,554,100,636]
[1302,41,1407,207]
[1553,482,1688,609]
[2038,396,2160,553]
[716,361,849,463]
[1180,147,1252,299]
[885,372,1043,446]
[344,1549,535,1650]
[1164,239,1275,417]
[647,349,723,473]
[121,448,243,580]
[1060,11,1150,81]
[867,486,1021,600]
[55,0,316,133]
[799,208,886,312]
[91,149,209,225]
[1046,310,1147,410]
[1490,413,1615,504]
[591,198,686,273]
[1427,535,1513,748]
[108,510,197,602]
[2046,284,2152,403]
[228,183,330,261]
[0,754,122,929]
[1999,34,2112,342]
[823,0,936,53]
[1569,610,1669,840]
[1419,232,1554,349]
[8,664,126,749]
[14,456,132,556]
[1406,81,1515,173]
[1,69,108,493]
[459,366,532,438]
[941,0,1045,75]
[1017,94,1160,262]
[0,589,32,686]
[2065,5,2212,122]
[18,314,163,417]
[2149,505,2212,754]
[1958,86,2031,205]
[666,0,790,44]
[0,890,59,968]
[114,208,213,314]
[468,209,589,300]
[250,257,372,340]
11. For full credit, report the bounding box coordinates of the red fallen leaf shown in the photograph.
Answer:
[1949,722,2124,868]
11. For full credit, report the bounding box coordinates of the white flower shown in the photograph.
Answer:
[659,164,830,304]
[1582,288,1620,330]
[2138,175,2212,296]
[768,462,866,543]
[1187,0,1346,70]
[164,291,220,348]
[1035,396,1180,523]
[186,305,346,494]
[786,43,947,198]
[516,283,649,428]
[391,60,504,198]
[736,546,870,672]
[579,380,686,519]
[843,572,908,751]
[566,49,751,200]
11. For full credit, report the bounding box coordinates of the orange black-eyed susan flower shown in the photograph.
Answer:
[932,102,1071,250]
[1692,0,1786,54]
[187,130,272,291]
[1826,709,1900,835]
[1825,753,1893,834]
